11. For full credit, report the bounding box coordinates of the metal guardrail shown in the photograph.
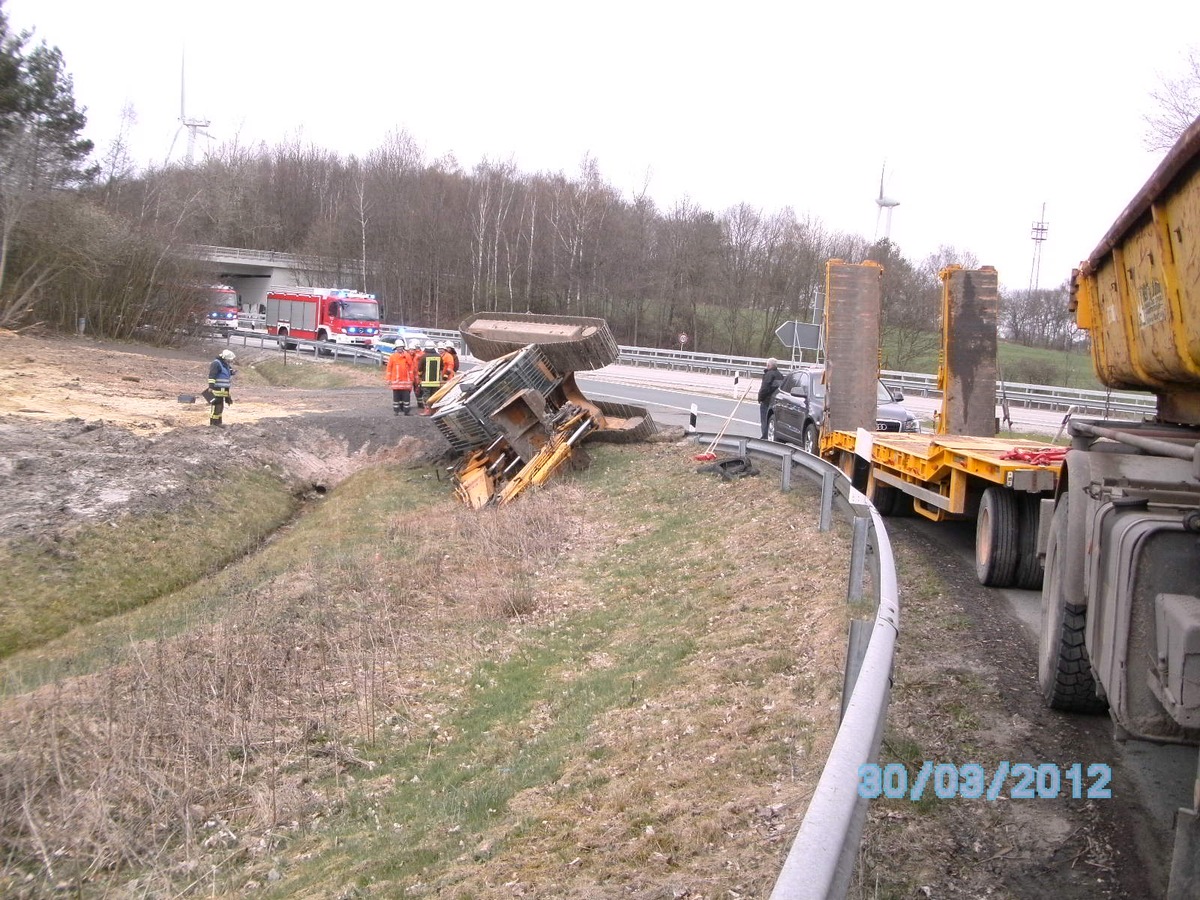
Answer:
[695,433,898,900]
[223,330,380,366]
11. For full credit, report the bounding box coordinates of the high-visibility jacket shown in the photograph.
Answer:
[207,357,233,396]
[419,352,443,387]
[386,349,416,389]
[440,349,456,380]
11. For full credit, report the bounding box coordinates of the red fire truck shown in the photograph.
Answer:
[199,284,239,332]
[265,287,381,350]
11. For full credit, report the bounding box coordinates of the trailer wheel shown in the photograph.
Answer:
[1038,495,1107,713]
[802,422,820,455]
[869,478,897,515]
[1014,493,1045,590]
[975,486,1019,586]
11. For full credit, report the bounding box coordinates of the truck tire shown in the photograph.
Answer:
[1038,495,1108,713]
[1014,493,1045,590]
[869,478,898,515]
[277,329,297,351]
[802,422,820,455]
[975,486,1019,586]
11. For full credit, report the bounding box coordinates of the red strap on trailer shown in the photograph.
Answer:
[999,447,1068,466]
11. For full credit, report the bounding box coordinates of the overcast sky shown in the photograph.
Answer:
[10,0,1200,294]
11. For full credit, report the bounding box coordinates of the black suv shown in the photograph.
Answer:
[766,366,921,453]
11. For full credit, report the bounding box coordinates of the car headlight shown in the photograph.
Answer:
[903,418,921,433]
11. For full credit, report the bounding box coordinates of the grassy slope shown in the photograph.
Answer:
[0,440,857,898]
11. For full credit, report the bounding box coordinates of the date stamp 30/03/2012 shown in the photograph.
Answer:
[857,761,1113,801]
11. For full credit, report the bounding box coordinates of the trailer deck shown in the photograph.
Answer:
[824,430,1062,521]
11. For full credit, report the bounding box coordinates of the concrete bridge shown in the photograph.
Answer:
[184,244,366,314]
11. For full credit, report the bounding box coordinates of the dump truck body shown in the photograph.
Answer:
[1038,116,1200,900]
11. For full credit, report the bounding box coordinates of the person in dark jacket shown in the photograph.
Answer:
[206,349,236,427]
[758,358,784,439]
[416,341,443,412]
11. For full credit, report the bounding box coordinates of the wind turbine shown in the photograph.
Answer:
[171,51,211,166]
[874,163,900,242]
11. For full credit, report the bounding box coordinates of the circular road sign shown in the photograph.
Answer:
[678,332,688,345]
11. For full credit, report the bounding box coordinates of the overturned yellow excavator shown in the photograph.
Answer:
[426,313,657,508]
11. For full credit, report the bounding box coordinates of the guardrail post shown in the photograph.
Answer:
[847,517,868,603]
[819,471,835,532]
[780,456,793,493]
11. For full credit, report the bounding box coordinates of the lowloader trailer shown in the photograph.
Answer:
[823,429,1061,589]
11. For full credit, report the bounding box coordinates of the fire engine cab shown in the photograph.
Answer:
[266,287,381,349]
[205,284,239,331]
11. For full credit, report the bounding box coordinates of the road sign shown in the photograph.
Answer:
[678,332,688,346]
[775,320,821,350]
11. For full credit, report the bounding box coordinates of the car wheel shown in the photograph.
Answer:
[766,414,777,441]
[802,422,820,455]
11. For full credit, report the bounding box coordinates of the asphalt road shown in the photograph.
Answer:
[578,364,1076,439]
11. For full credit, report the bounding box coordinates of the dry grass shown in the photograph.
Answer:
[0,441,856,898]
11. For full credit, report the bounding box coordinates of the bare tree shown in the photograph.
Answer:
[1143,46,1200,151]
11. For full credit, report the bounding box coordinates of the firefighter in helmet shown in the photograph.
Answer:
[385,340,417,415]
[206,349,236,427]
[406,339,424,379]
[439,342,457,381]
[417,340,443,411]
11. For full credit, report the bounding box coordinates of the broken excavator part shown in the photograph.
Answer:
[435,314,656,507]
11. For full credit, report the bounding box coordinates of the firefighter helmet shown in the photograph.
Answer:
[218,349,236,362]
[425,341,436,349]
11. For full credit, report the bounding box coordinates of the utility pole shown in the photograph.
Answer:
[1029,203,1049,292]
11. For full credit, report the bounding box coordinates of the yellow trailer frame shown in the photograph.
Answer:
[823,429,1063,589]
[824,430,1061,522]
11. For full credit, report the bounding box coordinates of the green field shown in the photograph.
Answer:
[883,335,1101,390]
